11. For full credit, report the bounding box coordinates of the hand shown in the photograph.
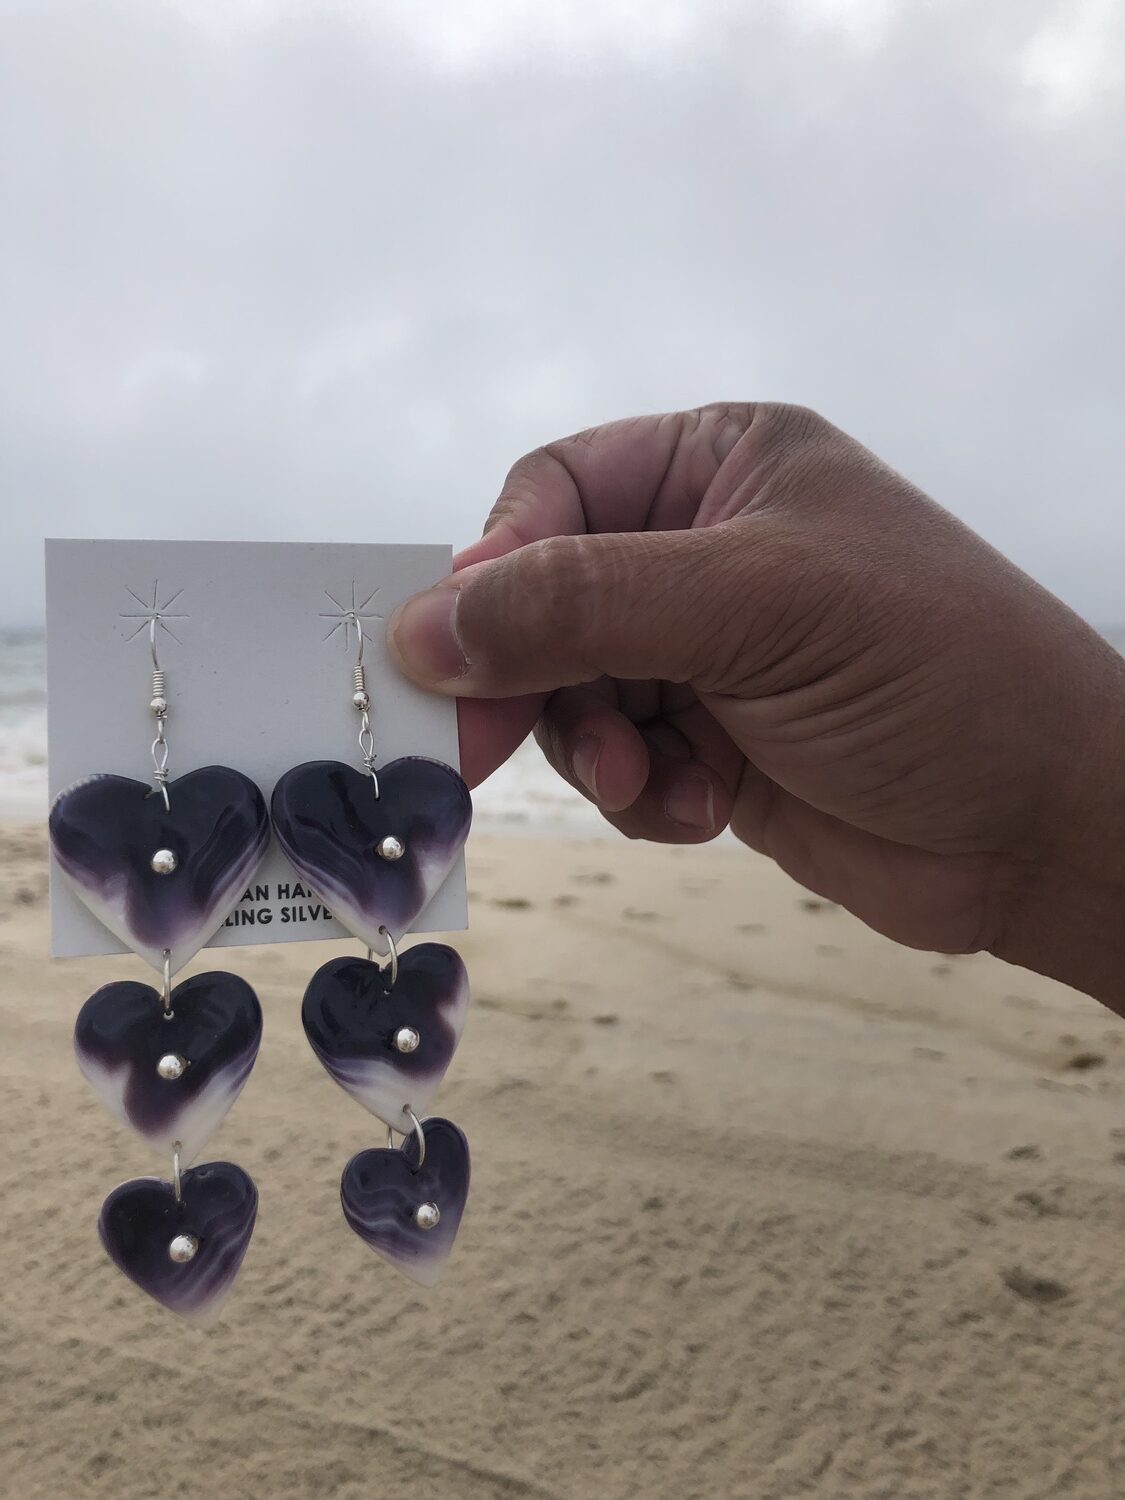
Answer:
[387,404,1125,1010]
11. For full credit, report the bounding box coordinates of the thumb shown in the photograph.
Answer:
[387,528,747,697]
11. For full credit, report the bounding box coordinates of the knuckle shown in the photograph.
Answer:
[511,534,596,620]
[753,401,829,448]
[458,536,596,682]
[510,533,644,678]
[484,449,562,545]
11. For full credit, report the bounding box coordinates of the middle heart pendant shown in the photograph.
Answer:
[270,602,473,1286]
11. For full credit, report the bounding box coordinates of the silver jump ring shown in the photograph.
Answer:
[386,1106,426,1170]
[380,926,398,987]
[161,949,173,1017]
[172,1143,183,1204]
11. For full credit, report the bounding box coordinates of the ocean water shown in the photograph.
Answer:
[4,626,1123,824]
[0,629,600,831]
[0,631,48,815]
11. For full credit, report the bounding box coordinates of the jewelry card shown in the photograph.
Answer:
[45,539,467,959]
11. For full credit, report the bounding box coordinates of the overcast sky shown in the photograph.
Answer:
[1,0,1122,627]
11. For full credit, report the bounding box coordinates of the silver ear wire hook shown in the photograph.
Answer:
[319,582,383,796]
[120,581,186,812]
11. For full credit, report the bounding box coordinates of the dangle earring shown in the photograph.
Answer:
[49,586,269,1324]
[271,586,472,1286]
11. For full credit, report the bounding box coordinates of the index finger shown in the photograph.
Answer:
[453,403,756,572]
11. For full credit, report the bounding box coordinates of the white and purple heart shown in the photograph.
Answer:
[340,1117,470,1287]
[49,767,269,972]
[270,757,472,951]
[75,972,262,1165]
[98,1160,258,1325]
[302,948,468,1131]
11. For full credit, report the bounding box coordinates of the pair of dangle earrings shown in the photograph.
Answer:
[49,589,472,1324]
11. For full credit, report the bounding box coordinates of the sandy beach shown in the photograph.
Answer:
[2,821,1124,1499]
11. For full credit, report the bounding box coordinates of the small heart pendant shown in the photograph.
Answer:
[50,767,269,971]
[340,1118,470,1287]
[302,948,468,1131]
[98,1161,258,1325]
[270,757,471,949]
[75,972,262,1165]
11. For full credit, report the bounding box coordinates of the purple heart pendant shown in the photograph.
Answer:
[341,1118,470,1287]
[75,972,262,1164]
[270,757,471,949]
[98,1160,258,1325]
[50,766,269,971]
[302,947,468,1131]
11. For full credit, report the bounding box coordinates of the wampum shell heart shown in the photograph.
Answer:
[341,1117,469,1287]
[75,972,262,1165]
[271,758,472,950]
[49,767,269,973]
[302,948,468,1131]
[99,1161,258,1325]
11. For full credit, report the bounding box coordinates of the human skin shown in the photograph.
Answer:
[386,404,1125,1015]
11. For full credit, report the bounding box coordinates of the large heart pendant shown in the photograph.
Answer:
[98,1161,258,1325]
[75,972,262,1165]
[340,1117,469,1287]
[49,767,269,972]
[270,758,472,949]
[302,947,468,1132]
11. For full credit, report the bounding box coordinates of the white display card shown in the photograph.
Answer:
[45,539,466,959]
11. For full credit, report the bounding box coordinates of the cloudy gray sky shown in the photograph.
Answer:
[2,0,1122,627]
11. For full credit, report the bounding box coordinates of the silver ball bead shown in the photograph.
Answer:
[393,1025,420,1054]
[149,696,168,716]
[377,835,405,861]
[413,1202,441,1230]
[157,1052,187,1081]
[168,1233,199,1263]
[352,690,370,710]
[150,848,178,875]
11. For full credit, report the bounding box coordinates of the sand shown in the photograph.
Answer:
[2,821,1124,1499]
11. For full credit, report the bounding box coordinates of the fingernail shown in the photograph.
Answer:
[664,776,714,831]
[571,735,602,801]
[387,590,466,685]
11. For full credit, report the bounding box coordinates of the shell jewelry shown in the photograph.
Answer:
[49,589,267,1324]
[272,592,473,1286]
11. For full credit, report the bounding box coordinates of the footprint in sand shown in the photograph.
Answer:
[1064,1051,1106,1071]
[1004,993,1042,1011]
[1012,1190,1059,1217]
[491,896,533,910]
[1001,1266,1070,1304]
